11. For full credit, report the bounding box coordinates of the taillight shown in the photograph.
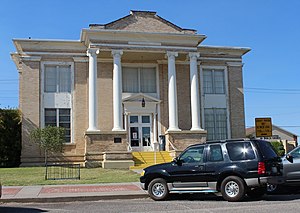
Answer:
[258,162,266,175]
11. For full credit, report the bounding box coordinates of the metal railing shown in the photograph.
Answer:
[45,163,80,180]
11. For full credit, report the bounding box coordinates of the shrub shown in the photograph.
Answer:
[0,108,21,167]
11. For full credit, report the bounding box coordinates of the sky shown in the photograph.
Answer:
[1,0,300,137]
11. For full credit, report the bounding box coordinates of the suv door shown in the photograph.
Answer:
[284,146,300,183]
[205,144,226,182]
[167,145,207,187]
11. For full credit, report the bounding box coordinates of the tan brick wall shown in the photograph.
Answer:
[165,131,207,151]
[73,62,88,156]
[177,64,191,130]
[20,61,42,164]
[98,62,113,131]
[159,64,168,132]
[227,65,246,138]
[106,14,181,33]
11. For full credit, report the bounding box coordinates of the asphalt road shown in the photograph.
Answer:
[1,194,300,213]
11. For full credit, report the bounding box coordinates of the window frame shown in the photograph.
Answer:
[122,64,158,96]
[204,108,228,141]
[44,108,71,143]
[41,61,74,144]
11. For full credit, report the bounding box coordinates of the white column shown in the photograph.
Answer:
[189,52,203,131]
[112,50,124,131]
[86,48,100,132]
[167,51,181,131]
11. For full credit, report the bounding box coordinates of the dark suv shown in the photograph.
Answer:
[140,139,282,202]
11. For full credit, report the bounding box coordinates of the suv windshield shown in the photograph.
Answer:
[253,140,278,159]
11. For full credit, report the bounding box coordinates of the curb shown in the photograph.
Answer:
[0,193,149,203]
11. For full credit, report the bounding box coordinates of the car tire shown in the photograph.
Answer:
[247,187,267,198]
[148,178,169,201]
[221,176,245,202]
[267,183,282,194]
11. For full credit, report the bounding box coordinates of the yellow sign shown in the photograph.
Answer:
[255,118,272,137]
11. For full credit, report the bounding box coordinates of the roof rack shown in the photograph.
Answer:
[206,138,250,144]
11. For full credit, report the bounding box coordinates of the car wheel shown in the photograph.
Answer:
[221,176,245,202]
[148,178,169,201]
[267,183,279,194]
[247,187,267,198]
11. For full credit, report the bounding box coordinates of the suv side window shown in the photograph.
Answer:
[179,145,205,164]
[226,142,255,161]
[290,146,300,159]
[208,144,223,162]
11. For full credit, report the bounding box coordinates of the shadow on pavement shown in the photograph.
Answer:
[0,207,47,213]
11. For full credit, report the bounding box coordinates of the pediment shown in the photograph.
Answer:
[90,11,196,34]
[123,93,161,103]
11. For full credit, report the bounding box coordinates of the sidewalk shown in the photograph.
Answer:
[0,182,148,203]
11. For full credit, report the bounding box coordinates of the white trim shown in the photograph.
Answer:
[226,62,244,67]
[90,43,197,52]
[20,56,42,61]
[128,41,161,46]
[22,52,86,56]
[73,57,89,63]
[40,61,74,143]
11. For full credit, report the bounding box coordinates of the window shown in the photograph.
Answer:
[45,108,71,143]
[122,67,156,93]
[226,142,255,161]
[208,145,223,162]
[290,147,300,159]
[203,69,225,94]
[180,146,205,163]
[205,108,228,141]
[44,65,71,93]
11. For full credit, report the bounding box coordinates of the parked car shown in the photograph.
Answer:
[267,145,300,194]
[140,139,282,202]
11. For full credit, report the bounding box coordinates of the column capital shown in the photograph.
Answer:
[86,48,100,57]
[188,52,200,60]
[166,51,178,59]
[111,49,123,58]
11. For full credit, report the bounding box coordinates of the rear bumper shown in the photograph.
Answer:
[245,177,268,187]
[267,176,285,185]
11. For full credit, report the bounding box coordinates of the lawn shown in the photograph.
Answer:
[0,167,140,186]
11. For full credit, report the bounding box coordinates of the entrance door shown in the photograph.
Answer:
[129,115,152,151]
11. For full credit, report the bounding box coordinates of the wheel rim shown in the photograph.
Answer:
[267,184,277,192]
[152,182,165,197]
[225,181,240,197]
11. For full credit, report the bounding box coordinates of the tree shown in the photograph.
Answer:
[270,141,285,157]
[30,126,65,165]
[0,108,21,167]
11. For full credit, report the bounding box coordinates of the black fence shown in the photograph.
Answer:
[45,163,80,180]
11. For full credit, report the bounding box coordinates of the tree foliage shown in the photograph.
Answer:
[270,141,285,157]
[30,126,65,165]
[0,108,21,167]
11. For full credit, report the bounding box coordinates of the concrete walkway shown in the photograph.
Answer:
[0,182,148,203]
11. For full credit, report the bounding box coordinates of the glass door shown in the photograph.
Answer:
[129,115,152,151]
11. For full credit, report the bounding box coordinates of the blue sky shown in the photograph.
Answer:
[1,0,300,137]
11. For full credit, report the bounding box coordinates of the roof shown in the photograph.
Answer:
[89,10,197,34]
[246,125,298,137]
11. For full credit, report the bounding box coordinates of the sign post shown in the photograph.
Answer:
[255,117,272,138]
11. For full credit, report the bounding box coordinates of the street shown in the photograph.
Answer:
[1,194,300,213]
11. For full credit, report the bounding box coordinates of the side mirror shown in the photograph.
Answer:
[173,157,182,166]
[286,154,294,163]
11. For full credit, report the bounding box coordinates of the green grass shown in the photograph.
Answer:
[0,167,140,186]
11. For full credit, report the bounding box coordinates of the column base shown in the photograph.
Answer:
[166,128,182,132]
[190,127,205,131]
[86,129,100,133]
[112,127,126,132]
